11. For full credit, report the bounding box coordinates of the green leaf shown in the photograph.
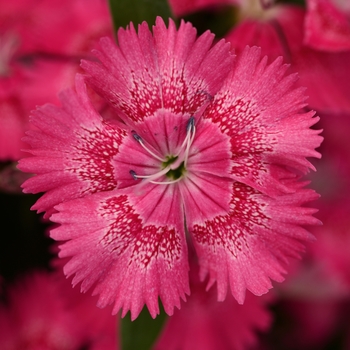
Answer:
[120,305,168,350]
[182,5,237,38]
[109,0,174,31]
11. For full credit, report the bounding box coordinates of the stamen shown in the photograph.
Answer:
[132,131,143,143]
[130,116,197,185]
[195,90,213,101]
[186,116,195,133]
[131,130,164,162]
[130,167,183,185]
[129,170,138,180]
[176,116,196,157]
[129,166,171,183]
[184,117,196,166]
[147,177,183,185]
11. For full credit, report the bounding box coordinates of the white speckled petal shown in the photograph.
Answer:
[190,182,320,303]
[51,191,189,320]
[82,18,233,124]
[204,46,322,196]
[19,75,126,217]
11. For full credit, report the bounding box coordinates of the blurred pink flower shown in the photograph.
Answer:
[226,4,350,115]
[281,299,343,349]
[168,0,235,17]
[305,0,350,51]
[154,261,272,350]
[0,270,118,350]
[313,110,350,202]
[272,198,350,348]
[0,0,112,161]
[0,79,28,160]
[20,18,321,320]
[310,200,350,292]
[0,0,112,56]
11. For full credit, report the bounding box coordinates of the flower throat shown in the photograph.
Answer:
[129,116,196,185]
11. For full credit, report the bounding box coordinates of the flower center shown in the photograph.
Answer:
[162,156,185,181]
[129,116,196,185]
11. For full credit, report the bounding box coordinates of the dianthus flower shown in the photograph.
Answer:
[225,4,350,114]
[154,261,272,350]
[305,0,350,51]
[0,0,112,161]
[0,270,117,350]
[20,18,322,319]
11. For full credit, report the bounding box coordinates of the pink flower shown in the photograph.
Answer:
[278,299,343,349]
[154,261,272,350]
[0,0,112,162]
[305,0,350,52]
[168,0,235,17]
[309,200,350,292]
[0,270,118,350]
[20,18,322,319]
[0,0,112,56]
[226,5,350,115]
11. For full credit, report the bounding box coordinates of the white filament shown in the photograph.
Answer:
[131,117,196,185]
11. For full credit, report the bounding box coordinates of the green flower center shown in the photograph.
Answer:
[163,156,186,180]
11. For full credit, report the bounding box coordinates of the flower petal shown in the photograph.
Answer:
[188,117,232,179]
[189,182,320,303]
[82,17,233,123]
[204,46,322,196]
[19,75,126,216]
[179,173,232,225]
[51,191,189,320]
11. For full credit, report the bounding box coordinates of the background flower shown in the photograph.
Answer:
[0,269,118,350]
[304,0,350,51]
[154,260,273,350]
[0,0,112,162]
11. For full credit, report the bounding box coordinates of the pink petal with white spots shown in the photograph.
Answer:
[19,75,125,216]
[190,182,320,303]
[126,182,185,228]
[178,115,234,224]
[51,191,189,320]
[82,17,233,124]
[204,46,322,196]
[179,173,232,225]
